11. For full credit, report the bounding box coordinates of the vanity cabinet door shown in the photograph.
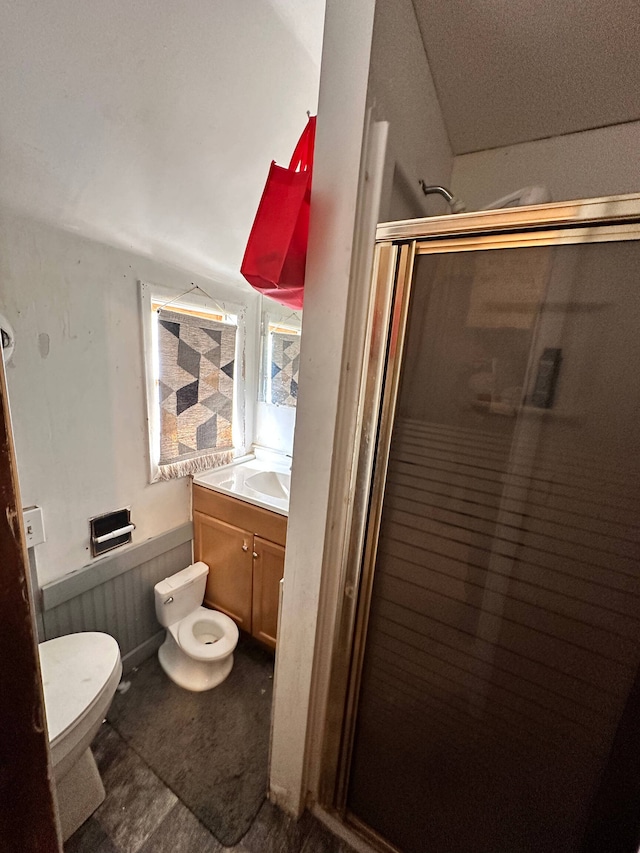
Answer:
[251,536,285,650]
[194,511,253,631]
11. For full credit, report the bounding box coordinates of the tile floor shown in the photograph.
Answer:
[107,641,274,845]
[65,717,357,853]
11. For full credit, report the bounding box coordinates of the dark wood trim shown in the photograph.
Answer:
[0,356,61,851]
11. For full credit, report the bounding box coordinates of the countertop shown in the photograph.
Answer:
[192,452,291,517]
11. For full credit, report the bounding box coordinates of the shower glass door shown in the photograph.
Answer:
[343,220,640,853]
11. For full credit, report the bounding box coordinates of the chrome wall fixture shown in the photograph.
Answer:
[417,181,466,213]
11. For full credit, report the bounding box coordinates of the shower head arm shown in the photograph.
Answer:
[418,181,466,213]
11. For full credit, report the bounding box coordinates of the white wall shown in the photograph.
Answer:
[254,402,296,456]
[0,0,322,585]
[367,0,453,219]
[270,0,453,815]
[452,121,640,210]
[0,209,260,586]
[0,0,321,284]
[269,0,377,816]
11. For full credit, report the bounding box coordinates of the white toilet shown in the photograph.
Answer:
[39,631,122,841]
[154,561,239,692]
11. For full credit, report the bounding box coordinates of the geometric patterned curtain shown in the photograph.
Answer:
[270,331,300,407]
[157,308,236,478]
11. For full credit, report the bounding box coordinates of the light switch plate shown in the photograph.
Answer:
[23,506,45,547]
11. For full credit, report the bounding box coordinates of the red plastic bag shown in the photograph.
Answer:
[240,116,316,310]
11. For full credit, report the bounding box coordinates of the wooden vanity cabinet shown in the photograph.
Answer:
[251,536,285,648]
[193,484,287,650]
[193,513,253,630]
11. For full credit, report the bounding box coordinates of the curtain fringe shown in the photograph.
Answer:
[157,449,235,481]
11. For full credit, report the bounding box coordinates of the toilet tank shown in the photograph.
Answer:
[154,561,209,627]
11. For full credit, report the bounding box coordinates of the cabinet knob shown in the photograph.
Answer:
[252,551,258,559]
[242,543,248,551]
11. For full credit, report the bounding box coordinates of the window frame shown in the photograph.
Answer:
[140,280,247,483]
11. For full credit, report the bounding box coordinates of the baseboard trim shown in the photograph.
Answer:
[121,630,165,674]
[42,523,193,611]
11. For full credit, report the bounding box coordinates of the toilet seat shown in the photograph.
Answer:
[177,607,238,661]
[39,632,121,754]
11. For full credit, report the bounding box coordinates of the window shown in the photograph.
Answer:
[141,282,246,481]
[260,313,301,408]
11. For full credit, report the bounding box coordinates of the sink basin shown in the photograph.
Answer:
[245,470,290,500]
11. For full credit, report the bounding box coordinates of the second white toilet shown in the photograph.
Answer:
[39,631,122,840]
[154,561,238,692]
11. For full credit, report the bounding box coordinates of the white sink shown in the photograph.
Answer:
[245,470,291,500]
[193,453,292,516]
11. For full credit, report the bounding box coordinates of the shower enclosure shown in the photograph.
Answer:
[323,195,640,853]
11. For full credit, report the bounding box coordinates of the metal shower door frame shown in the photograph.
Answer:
[318,194,640,843]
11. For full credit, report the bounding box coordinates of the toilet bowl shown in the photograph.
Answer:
[154,561,239,692]
[39,632,122,841]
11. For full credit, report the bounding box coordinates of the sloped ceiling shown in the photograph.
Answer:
[0,0,323,285]
[412,0,640,154]
[268,0,326,66]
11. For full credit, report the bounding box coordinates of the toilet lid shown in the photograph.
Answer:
[39,632,121,746]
